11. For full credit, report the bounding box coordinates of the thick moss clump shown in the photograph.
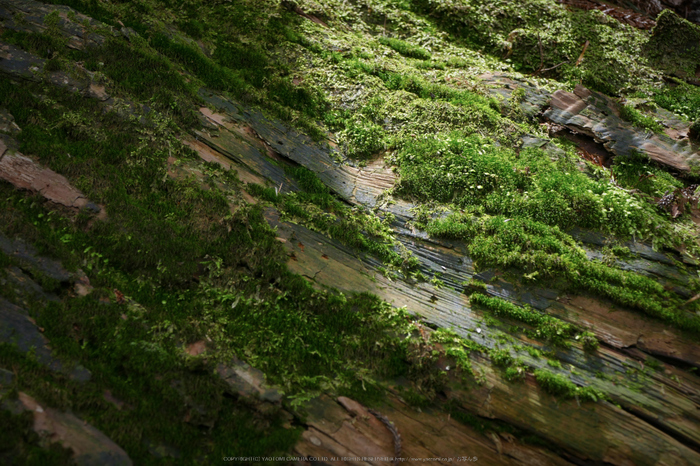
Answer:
[653,82,700,121]
[379,36,432,60]
[644,9,700,81]
[619,105,664,133]
[409,0,657,94]
[533,369,606,402]
[690,119,700,141]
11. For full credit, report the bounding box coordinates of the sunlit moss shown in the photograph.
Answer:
[534,369,607,402]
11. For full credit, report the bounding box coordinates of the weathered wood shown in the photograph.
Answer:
[543,86,700,172]
[191,90,700,464]
[450,358,700,465]
[0,138,104,216]
[2,392,132,466]
[0,0,109,50]
[294,393,572,465]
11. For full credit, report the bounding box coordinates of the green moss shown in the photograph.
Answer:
[0,250,11,269]
[247,169,419,274]
[378,36,431,60]
[644,9,700,80]
[419,185,699,337]
[0,70,424,409]
[86,37,199,126]
[546,359,562,368]
[489,348,513,367]
[1,0,697,459]
[0,342,300,462]
[401,387,433,408]
[525,346,543,359]
[653,82,700,122]
[610,245,632,259]
[245,182,280,204]
[178,18,205,39]
[414,59,446,70]
[150,33,249,94]
[1,27,70,62]
[429,327,485,375]
[43,10,61,28]
[42,0,115,26]
[533,369,606,402]
[16,0,330,140]
[409,0,657,95]
[0,153,422,461]
[504,364,526,382]
[396,133,678,241]
[340,119,386,159]
[645,358,663,371]
[470,294,576,347]
[430,276,445,289]
[579,331,599,352]
[462,277,488,294]
[619,105,663,133]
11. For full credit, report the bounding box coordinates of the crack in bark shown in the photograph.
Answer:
[618,402,700,453]
[368,408,402,465]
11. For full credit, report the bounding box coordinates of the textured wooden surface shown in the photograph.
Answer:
[188,91,700,464]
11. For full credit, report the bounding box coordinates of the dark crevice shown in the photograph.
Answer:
[559,452,611,466]
[647,351,700,373]
[618,403,700,453]
[420,320,439,330]
[620,343,700,373]
[551,129,613,167]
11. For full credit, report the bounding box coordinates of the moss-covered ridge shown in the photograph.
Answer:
[1,0,700,464]
[408,0,700,93]
[218,88,700,456]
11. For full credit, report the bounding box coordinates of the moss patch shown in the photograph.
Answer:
[644,10,700,81]
[534,369,606,402]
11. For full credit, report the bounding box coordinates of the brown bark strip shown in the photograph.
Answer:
[576,40,590,66]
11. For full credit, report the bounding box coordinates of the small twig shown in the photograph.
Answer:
[681,293,700,307]
[533,32,544,75]
[576,40,590,67]
[541,61,569,72]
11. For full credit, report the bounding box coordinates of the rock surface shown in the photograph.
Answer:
[217,357,284,403]
[0,133,103,214]
[451,355,700,465]
[2,392,132,466]
[0,266,60,307]
[0,296,90,381]
[0,0,108,50]
[0,232,72,285]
